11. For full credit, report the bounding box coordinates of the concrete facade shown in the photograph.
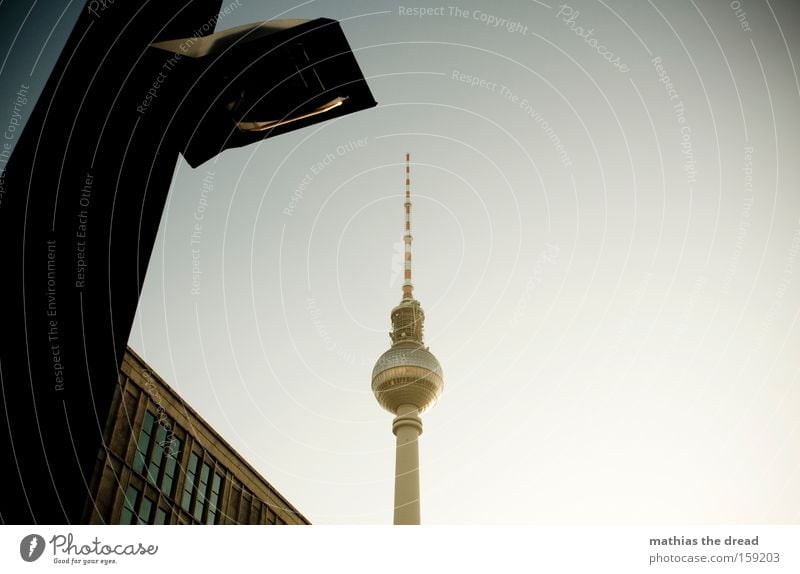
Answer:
[82,348,309,525]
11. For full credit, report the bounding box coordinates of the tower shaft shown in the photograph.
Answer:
[393,404,422,524]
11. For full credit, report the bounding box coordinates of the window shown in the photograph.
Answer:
[239,490,252,523]
[229,484,241,521]
[249,500,261,525]
[264,505,276,525]
[119,485,139,525]
[147,423,167,483]
[160,437,182,497]
[119,485,156,525]
[138,495,154,524]
[181,452,200,512]
[132,412,155,474]
[206,472,224,524]
[193,462,211,521]
[154,507,168,525]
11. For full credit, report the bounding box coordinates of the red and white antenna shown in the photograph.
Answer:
[402,152,414,300]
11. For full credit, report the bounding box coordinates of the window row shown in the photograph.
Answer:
[124,405,296,525]
[132,410,182,497]
[181,451,224,524]
[119,485,169,525]
[228,483,287,525]
[129,408,225,524]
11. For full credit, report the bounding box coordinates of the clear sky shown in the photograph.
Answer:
[2,0,799,524]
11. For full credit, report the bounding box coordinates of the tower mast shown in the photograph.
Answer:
[403,152,413,300]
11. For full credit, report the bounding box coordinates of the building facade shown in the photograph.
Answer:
[82,348,309,525]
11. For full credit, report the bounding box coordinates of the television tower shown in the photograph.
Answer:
[371,153,444,524]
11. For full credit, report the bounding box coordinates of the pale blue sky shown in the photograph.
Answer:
[2,0,799,523]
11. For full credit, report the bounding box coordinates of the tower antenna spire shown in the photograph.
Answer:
[402,152,414,300]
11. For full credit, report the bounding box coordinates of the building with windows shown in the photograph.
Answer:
[82,348,309,525]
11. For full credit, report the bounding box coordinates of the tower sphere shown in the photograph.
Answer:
[371,341,443,414]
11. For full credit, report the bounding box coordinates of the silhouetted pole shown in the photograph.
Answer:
[0,0,375,524]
